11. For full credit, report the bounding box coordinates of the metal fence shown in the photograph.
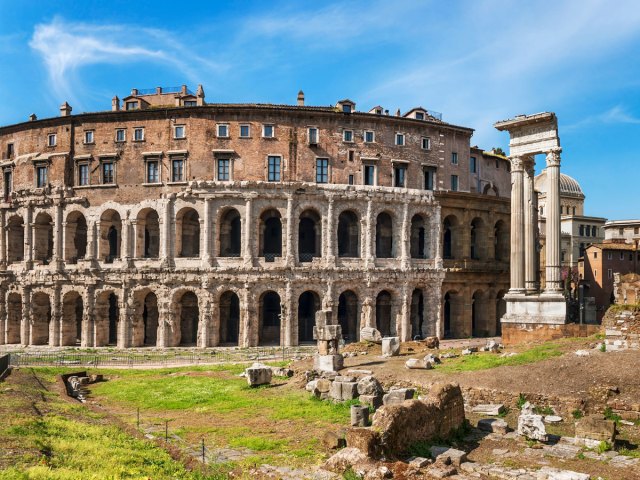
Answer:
[6,346,315,368]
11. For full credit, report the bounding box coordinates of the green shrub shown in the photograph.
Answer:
[534,405,554,416]
[604,407,621,424]
[597,441,612,454]
[572,409,584,420]
[343,468,361,480]
[498,407,509,418]
[517,393,527,409]
[599,342,606,352]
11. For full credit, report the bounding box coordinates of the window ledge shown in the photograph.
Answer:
[262,136,277,140]
[167,181,188,186]
[142,182,163,187]
[173,137,186,140]
[90,184,118,189]
[132,139,146,143]
[238,136,252,139]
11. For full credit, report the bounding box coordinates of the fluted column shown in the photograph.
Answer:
[544,148,563,294]
[509,156,525,293]
[524,159,537,293]
[86,220,97,261]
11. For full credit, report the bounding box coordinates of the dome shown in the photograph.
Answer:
[534,169,584,198]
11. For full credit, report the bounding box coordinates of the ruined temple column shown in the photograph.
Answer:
[524,159,538,293]
[508,157,525,294]
[240,285,252,347]
[544,148,563,294]
[0,209,6,270]
[121,218,131,260]
[82,285,95,347]
[285,195,294,267]
[364,198,374,267]
[400,202,410,270]
[243,197,253,267]
[399,283,411,342]
[202,198,212,266]
[325,196,335,266]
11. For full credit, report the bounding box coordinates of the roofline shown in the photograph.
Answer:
[604,219,640,227]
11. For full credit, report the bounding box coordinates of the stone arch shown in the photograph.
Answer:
[6,292,22,344]
[496,290,507,336]
[61,291,83,346]
[7,215,24,263]
[494,220,509,261]
[175,290,200,346]
[135,208,160,259]
[99,209,122,262]
[410,214,428,259]
[142,292,159,346]
[259,290,281,346]
[298,209,321,262]
[410,288,426,339]
[259,209,282,259]
[443,215,460,259]
[443,290,462,339]
[219,290,240,345]
[31,291,51,345]
[375,290,394,337]
[375,211,394,258]
[471,289,489,337]
[33,212,54,264]
[338,290,359,343]
[219,208,242,257]
[298,290,320,343]
[470,217,488,260]
[337,210,360,258]
[65,211,87,264]
[95,290,119,346]
[483,183,499,196]
[176,207,200,257]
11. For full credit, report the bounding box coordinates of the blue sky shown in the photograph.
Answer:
[1,0,639,220]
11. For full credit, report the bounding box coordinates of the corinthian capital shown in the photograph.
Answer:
[545,147,562,167]
[508,156,525,172]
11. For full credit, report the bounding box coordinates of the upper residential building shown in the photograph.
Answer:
[604,219,640,244]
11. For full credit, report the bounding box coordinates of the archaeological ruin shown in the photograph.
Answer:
[0,85,510,348]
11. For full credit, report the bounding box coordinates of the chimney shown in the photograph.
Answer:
[181,84,187,95]
[156,86,162,95]
[297,90,305,106]
[131,88,138,96]
[196,84,205,106]
[385,109,390,115]
[112,96,120,111]
[60,102,72,117]
[395,108,401,117]
[29,113,37,121]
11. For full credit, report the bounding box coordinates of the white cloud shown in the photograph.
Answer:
[564,105,640,131]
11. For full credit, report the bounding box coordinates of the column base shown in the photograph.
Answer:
[502,292,567,325]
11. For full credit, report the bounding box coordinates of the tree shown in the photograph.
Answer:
[492,147,506,156]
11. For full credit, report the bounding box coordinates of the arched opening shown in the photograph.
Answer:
[31,292,51,345]
[260,209,282,260]
[338,290,359,343]
[136,208,160,259]
[470,217,486,260]
[298,209,321,262]
[65,212,87,264]
[496,290,507,336]
[471,290,488,337]
[108,293,119,345]
[298,290,320,343]
[494,220,509,261]
[443,292,452,339]
[219,291,240,345]
[259,291,281,345]
[410,288,425,339]
[410,214,428,259]
[7,216,24,264]
[443,215,459,259]
[143,292,159,346]
[178,291,199,346]
[100,210,121,262]
[337,210,359,258]
[6,293,22,344]
[61,291,83,346]
[94,291,119,346]
[219,208,242,257]
[176,208,200,257]
[376,290,393,337]
[33,212,54,264]
[375,212,393,258]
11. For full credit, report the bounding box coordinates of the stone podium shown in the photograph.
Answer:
[313,309,344,372]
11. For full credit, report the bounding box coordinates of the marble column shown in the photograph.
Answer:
[524,159,537,293]
[86,220,97,261]
[544,148,563,294]
[508,157,525,293]
[121,218,131,260]
[22,286,31,346]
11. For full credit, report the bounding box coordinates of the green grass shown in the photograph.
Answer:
[436,343,563,373]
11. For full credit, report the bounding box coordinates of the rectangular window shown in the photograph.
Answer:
[415,112,424,120]
[620,252,625,260]
[316,158,328,184]
[263,125,274,138]
[47,134,56,147]
[240,124,250,138]
[424,167,436,190]
[421,137,431,150]
[343,130,353,142]
[217,159,230,181]
[579,225,584,236]
[3,170,12,200]
[594,251,598,259]
[77,164,89,186]
[146,160,159,183]
[395,133,405,146]
[348,174,354,185]
[470,156,477,173]
[267,156,281,181]
[308,127,318,144]
[451,152,458,165]
[394,165,406,187]
[607,252,613,260]
[84,130,94,144]
[174,125,186,139]
[125,101,139,110]
[216,124,228,138]
[134,128,144,141]
[348,150,354,162]
[7,143,14,158]
[342,104,352,113]
[608,269,612,279]
[184,100,197,107]
[171,159,184,182]
[451,174,459,191]
[364,131,375,143]
[364,165,375,186]
[495,159,499,168]
[115,129,126,142]
[36,165,48,188]
[102,162,114,184]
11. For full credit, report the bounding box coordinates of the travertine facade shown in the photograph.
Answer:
[0,86,509,348]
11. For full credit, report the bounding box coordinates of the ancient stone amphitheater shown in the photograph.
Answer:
[0,86,510,348]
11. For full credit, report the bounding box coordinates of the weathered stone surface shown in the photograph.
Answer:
[359,394,383,410]
[351,405,370,427]
[430,446,467,467]
[517,414,548,442]
[521,401,536,415]
[485,340,500,352]
[405,358,432,369]
[305,380,318,392]
[461,347,478,355]
[346,428,382,458]
[245,364,272,387]
[357,376,383,396]
[574,415,616,445]
[544,415,563,424]
[271,367,294,377]
[314,354,344,373]
[330,381,359,402]
[472,404,505,416]
[321,430,345,450]
[315,378,332,393]
[334,375,356,382]
[477,418,509,434]
[382,388,415,406]
[381,337,400,357]
[361,327,383,344]
[424,353,441,364]
[323,447,371,473]
[535,466,590,480]
[424,336,440,349]
[408,456,430,468]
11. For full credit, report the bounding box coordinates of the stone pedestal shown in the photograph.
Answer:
[314,354,344,372]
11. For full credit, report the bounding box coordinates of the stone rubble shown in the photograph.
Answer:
[245,363,273,387]
[381,337,400,357]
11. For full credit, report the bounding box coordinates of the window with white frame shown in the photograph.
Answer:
[216,124,229,138]
[115,129,126,142]
[145,158,160,183]
[133,127,144,141]
[217,158,231,181]
[316,158,328,183]
[263,124,274,138]
[364,130,375,143]
[239,124,250,138]
[47,134,56,147]
[101,160,115,184]
[421,137,431,150]
[620,252,624,260]
[84,130,94,144]
[395,133,405,146]
[423,167,436,190]
[308,127,318,145]
[77,163,89,186]
[343,130,353,142]
[171,157,185,182]
[174,125,186,139]
[35,164,48,188]
[451,152,458,165]
[267,155,281,181]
